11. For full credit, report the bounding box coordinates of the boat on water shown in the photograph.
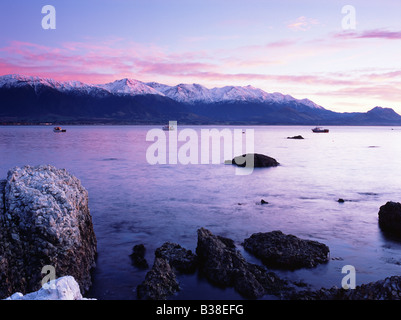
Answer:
[312,127,329,133]
[162,124,175,131]
[53,127,66,133]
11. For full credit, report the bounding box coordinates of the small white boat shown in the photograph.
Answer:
[162,125,175,131]
[312,127,329,133]
[53,126,66,133]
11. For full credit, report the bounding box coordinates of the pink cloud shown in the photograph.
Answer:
[0,39,244,84]
[287,16,320,31]
[0,38,389,88]
[319,85,401,103]
[335,29,401,40]
[134,60,215,75]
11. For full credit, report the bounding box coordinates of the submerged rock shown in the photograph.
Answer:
[0,165,97,298]
[137,242,197,300]
[231,153,279,168]
[130,244,149,269]
[196,228,288,299]
[137,257,180,300]
[155,242,197,273]
[243,231,330,269]
[4,276,94,300]
[378,201,401,235]
[134,228,401,300]
[291,276,401,300]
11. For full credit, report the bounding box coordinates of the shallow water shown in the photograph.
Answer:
[1,125,401,299]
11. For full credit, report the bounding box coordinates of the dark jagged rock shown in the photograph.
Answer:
[196,228,288,299]
[290,276,401,300]
[134,228,401,300]
[0,165,97,299]
[155,242,197,273]
[378,201,401,235]
[136,242,197,300]
[287,135,304,139]
[260,199,269,205]
[231,153,279,168]
[338,198,345,203]
[130,244,149,269]
[136,257,180,300]
[243,231,330,269]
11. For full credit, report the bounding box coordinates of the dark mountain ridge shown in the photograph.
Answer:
[0,74,400,125]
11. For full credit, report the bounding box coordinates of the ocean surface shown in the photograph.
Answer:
[1,125,401,300]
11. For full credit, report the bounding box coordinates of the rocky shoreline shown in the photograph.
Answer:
[1,164,401,300]
[134,227,401,300]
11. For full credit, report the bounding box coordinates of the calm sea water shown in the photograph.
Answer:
[1,125,401,300]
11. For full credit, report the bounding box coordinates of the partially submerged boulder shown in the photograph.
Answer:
[136,257,180,300]
[378,201,401,235]
[243,231,330,269]
[0,165,97,298]
[291,276,401,300]
[155,242,197,273]
[196,228,287,299]
[137,242,196,300]
[130,244,149,269]
[231,153,279,168]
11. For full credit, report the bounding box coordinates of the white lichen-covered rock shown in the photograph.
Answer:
[4,276,94,300]
[0,165,97,299]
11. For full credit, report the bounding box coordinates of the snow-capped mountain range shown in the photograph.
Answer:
[1,73,400,125]
[0,74,324,109]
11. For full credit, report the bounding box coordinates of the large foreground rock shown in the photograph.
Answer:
[243,231,330,269]
[0,165,97,298]
[231,153,279,168]
[4,276,93,300]
[378,201,401,235]
[196,228,288,299]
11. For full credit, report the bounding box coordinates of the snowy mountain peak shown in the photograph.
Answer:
[0,74,101,95]
[100,78,163,96]
[212,85,272,103]
[0,74,325,110]
[0,74,58,88]
[146,82,172,94]
[162,83,214,103]
[298,98,325,110]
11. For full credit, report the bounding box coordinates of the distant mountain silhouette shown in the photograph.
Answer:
[1,74,400,125]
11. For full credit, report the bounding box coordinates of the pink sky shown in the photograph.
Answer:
[0,0,400,114]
